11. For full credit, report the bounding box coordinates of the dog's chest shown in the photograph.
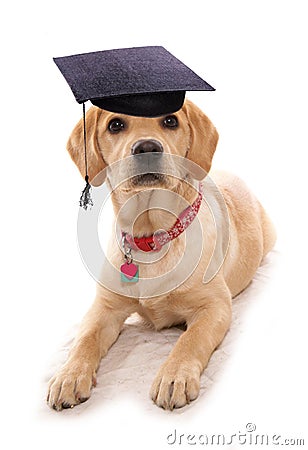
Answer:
[133,226,203,297]
[136,293,186,330]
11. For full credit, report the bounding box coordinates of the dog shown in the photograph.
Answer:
[47,99,276,411]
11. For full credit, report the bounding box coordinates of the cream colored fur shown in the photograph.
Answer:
[47,100,276,411]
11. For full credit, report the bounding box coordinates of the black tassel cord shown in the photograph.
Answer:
[79,103,93,210]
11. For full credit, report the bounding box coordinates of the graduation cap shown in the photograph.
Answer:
[53,46,215,208]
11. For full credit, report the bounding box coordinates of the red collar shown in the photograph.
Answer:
[122,183,203,252]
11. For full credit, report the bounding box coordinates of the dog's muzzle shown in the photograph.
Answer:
[130,139,165,186]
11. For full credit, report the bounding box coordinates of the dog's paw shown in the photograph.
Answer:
[150,361,200,410]
[47,361,96,411]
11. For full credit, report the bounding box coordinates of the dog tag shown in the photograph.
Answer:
[120,262,139,283]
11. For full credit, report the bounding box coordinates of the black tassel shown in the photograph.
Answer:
[79,175,93,210]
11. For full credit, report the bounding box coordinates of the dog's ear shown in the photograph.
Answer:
[67,106,107,185]
[182,99,219,179]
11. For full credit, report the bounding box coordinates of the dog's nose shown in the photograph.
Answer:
[131,139,163,155]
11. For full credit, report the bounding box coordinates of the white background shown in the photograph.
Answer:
[1,0,307,448]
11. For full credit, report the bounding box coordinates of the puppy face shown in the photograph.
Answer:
[96,108,195,194]
[67,99,218,194]
[67,100,219,235]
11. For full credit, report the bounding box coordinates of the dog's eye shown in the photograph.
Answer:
[163,115,178,129]
[108,118,125,133]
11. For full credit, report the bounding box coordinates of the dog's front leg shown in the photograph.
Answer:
[47,292,134,411]
[150,290,232,410]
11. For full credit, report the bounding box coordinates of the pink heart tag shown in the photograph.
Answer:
[120,262,138,280]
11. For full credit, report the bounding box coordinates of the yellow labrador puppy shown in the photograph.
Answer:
[47,100,276,411]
